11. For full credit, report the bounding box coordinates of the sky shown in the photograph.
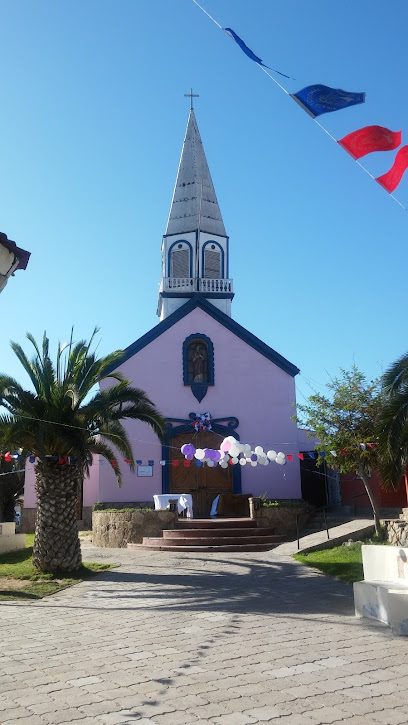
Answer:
[0,0,407,407]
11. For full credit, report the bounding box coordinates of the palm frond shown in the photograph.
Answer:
[88,439,122,485]
[382,352,408,395]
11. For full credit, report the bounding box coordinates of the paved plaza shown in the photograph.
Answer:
[1,542,408,725]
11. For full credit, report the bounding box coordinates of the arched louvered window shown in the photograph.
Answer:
[171,246,190,278]
[204,248,221,279]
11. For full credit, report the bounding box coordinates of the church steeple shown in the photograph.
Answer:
[165,108,226,238]
[157,100,233,320]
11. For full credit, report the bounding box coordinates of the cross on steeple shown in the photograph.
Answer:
[184,88,199,110]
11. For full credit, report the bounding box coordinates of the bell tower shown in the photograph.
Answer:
[157,92,233,320]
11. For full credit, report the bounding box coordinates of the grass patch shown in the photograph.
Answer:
[0,539,114,600]
[294,542,364,583]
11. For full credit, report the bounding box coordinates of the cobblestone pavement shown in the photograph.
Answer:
[1,542,408,725]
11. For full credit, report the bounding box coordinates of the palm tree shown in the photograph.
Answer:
[0,329,166,573]
[378,351,408,490]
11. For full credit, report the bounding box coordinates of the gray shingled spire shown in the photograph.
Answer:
[165,109,226,237]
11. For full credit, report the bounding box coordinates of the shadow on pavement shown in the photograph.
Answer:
[21,553,358,617]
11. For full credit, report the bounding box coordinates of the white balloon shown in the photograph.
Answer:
[277,452,285,459]
[229,446,240,458]
[231,457,239,465]
[254,446,264,456]
[195,449,205,460]
[226,435,236,444]
[239,458,247,466]
[259,456,268,466]
[220,461,228,468]
[250,460,257,467]
[207,460,215,467]
[244,443,252,453]
[267,450,277,461]
[276,457,285,465]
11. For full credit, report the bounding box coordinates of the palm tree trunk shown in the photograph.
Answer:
[358,465,383,539]
[33,461,83,573]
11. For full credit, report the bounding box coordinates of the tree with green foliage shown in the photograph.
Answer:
[378,351,408,490]
[295,366,383,537]
[0,329,166,573]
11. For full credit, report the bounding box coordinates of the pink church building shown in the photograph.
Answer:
[23,104,311,528]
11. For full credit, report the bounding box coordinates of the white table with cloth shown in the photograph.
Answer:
[153,494,194,518]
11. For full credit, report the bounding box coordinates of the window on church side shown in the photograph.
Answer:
[204,248,221,279]
[187,339,209,383]
[171,248,189,278]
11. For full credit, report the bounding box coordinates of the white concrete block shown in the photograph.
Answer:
[362,544,408,583]
[0,522,15,536]
[0,534,26,554]
[354,545,408,636]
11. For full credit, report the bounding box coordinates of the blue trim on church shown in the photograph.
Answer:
[182,333,214,403]
[104,295,300,377]
[160,291,234,300]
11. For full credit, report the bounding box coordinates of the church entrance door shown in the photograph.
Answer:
[170,431,233,517]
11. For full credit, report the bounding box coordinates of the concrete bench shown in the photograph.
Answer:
[354,545,408,636]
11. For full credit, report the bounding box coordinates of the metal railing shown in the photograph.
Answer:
[296,493,374,550]
[161,277,233,293]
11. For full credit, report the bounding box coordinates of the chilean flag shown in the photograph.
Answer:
[338,125,402,160]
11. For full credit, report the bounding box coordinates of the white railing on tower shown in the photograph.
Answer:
[161,278,233,293]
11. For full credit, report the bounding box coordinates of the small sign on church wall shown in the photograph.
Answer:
[138,465,153,477]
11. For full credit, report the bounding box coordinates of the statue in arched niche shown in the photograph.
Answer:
[189,341,208,383]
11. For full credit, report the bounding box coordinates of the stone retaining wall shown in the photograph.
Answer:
[249,499,312,536]
[385,519,408,547]
[92,509,178,548]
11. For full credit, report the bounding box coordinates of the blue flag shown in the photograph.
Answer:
[223,27,291,79]
[291,84,365,118]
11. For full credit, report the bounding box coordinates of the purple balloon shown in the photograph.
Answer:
[204,448,213,460]
[250,454,258,462]
[212,450,221,462]
[181,443,195,456]
[186,454,194,460]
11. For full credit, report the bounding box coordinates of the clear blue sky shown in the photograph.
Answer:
[1,0,407,405]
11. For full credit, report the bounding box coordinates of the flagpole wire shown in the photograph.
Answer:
[12,413,371,474]
[257,64,289,96]
[192,0,222,29]
[10,412,304,452]
[192,0,407,212]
